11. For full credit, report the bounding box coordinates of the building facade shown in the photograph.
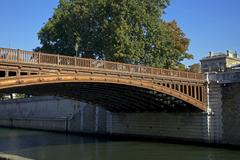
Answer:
[200,50,240,72]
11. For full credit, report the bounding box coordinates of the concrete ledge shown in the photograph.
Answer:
[0,153,32,160]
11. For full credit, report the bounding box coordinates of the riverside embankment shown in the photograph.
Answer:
[2,71,240,148]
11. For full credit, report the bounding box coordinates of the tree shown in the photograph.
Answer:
[36,0,192,69]
[189,63,201,73]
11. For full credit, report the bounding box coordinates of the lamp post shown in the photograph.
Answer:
[75,42,79,57]
[75,36,80,57]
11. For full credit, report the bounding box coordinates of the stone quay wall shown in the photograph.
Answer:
[0,96,208,143]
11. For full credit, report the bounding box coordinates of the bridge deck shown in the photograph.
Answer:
[0,48,203,80]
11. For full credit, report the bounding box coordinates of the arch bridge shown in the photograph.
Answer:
[0,48,206,112]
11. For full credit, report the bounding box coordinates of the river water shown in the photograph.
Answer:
[0,128,240,160]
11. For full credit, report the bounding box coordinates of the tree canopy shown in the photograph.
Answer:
[189,63,201,73]
[36,0,193,69]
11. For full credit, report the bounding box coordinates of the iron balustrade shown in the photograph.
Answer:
[0,47,203,80]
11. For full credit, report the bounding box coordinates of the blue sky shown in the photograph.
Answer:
[0,0,239,66]
[164,0,240,65]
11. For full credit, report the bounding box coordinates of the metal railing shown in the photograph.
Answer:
[0,47,203,80]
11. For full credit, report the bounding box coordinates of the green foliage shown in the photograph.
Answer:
[189,63,201,73]
[36,0,192,69]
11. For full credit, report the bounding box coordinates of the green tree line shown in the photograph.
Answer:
[35,0,193,69]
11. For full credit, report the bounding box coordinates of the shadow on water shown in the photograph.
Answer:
[0,128,106,151]
[1,128,240,160]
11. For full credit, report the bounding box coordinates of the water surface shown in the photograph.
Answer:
[0,128,240,160]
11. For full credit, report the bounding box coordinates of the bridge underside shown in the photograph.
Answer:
[0,83,202,113]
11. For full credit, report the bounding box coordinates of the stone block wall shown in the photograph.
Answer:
[0,96,107,134]
[12,118,67,131]
[0,96,209,143]
[108,112,208,142]
[221,83,240,145]
[207,82,223,143]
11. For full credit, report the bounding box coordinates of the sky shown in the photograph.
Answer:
[0,0,239,66]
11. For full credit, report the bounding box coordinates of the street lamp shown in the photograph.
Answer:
[75,36,80,57]
[75,42,79,57]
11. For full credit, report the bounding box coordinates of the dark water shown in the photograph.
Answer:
[0,128,240,160]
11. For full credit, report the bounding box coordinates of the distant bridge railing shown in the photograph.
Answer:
[0,48,203,80]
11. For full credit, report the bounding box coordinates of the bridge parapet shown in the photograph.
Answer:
[0,48,203,80]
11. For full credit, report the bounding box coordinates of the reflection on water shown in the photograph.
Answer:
[0,128,240,160]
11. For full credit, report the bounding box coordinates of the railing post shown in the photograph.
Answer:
[74,57,77,66]
[89,59,92,68]
[57,54,60,65]
[17,49,20,62]
[194,85,197,99]
[167,70,170,76]
[103,61,106,69]
[5,70,8,77]
[198,85,201,100]
[188,85,191,97]
[202,86,205,102]
[17,68,20,77]
[115,63,118,70]
[38,53,41,63]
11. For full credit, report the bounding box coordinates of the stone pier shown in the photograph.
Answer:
[206,71,240,146]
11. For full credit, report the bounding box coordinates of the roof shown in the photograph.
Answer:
[200,54,227,61]
[200,53,240,62]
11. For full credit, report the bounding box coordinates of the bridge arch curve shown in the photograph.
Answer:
[0,74,206,112]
